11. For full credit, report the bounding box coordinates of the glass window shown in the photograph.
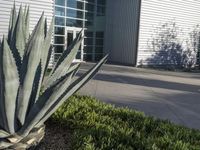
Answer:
[85,3,94,12]
[54,53,62,62]
[95,54,103,61]
[67,0,84,10]
[76,51,81,59]
[54,45,65,53]
[85,12,94,21]
[84,31,93,37]
[95,46,103,53]
[97,0,106,6]
[85,0,95,3]
[55,7,65,16]
[85,21,93,27]
[96,32,104,38]
[84,38,93,45]
[84,46,93,53]
[55,27,65,35]
[55,17,65,26]
[95,39,104,46]
[54,36,65,44]
[55,0,65,6]
[66,18,83,27]
[84,54,93,61]
[67,9,83,19]
[67,31,73,47]
[97,6,105,16]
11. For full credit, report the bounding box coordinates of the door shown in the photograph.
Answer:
[66,27,83,62]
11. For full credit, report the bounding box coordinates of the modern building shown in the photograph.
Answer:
[1,0,200,67]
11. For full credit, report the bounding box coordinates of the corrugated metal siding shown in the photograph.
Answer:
[0,0,53,39]
[137,0,200,66]
[105,0,141,65]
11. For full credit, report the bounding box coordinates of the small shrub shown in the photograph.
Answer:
[51,95,200,150]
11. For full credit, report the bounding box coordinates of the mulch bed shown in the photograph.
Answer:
[37,120,72,150]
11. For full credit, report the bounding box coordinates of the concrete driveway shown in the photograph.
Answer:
[78,63,200,130]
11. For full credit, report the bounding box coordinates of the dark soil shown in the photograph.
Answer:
[37,120,72,150]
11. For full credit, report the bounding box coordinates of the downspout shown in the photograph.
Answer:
[134,0,142,67]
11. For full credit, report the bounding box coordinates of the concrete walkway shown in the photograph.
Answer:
[78,63,200,130]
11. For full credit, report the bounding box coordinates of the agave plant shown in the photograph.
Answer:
[0,4,107,149]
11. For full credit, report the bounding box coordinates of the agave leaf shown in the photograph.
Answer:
[52,29,83,74]
[0,130,10,138]
[0,37,19,134]
[0,40,6,131]
[68,63,81,77]
[8,3,17,44]
[17,13,45,125]
[27,61,42,113]
[19,70,76,136]
[44,18,48,37]
[43,45,53,80]
[33,18,54,102]
[41,18,54,76]
[24,6,30,42]
[44,36,83,89]
[0,141,13,149]
[47,29,82,78]
[37,55,107,126]
[15,5,26,58]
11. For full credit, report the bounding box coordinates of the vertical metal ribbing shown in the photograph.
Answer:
[104,0,141,65]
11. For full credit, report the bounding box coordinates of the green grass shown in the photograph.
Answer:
[51,95,200,150]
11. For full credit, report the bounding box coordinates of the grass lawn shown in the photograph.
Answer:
[49,95,200,150]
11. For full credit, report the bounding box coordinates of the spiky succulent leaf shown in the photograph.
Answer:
[0,130,10,138]
[44,34,82,89]
[0,5,107,148]
[8,3,17,44]
[17,13,45,125]
[27,61,42,113]
[24,6,30,42]
[0,37,19,133]
[20,70,76,136]
[33,18,54,103]
[53,29,82,72]
[37,55,107,126]
[15,5,26,58]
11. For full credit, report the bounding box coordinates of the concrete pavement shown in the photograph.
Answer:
[78,63,200,130]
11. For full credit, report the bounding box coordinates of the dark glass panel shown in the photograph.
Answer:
[55,27,65,35]
[55,0,65,6]
[84,46,93,53]
[85,21,93,27]
[55,17,65,26]
[54,36,65,44]
[67,0,84,9]
[84,54,93,61]
[85,0,95,3]
[76,51,81,59]
[84,31,93,37]
[84,38,93,45]
[67,31,73,47]
[95,46,103,53]
[95,54,103,61]
[67,8,83,19]
[85,12,94,21]
[55,7,65,16]
[95,39,104,46]
[96,32,104,38]
[97,6,105,16]
[54,45,65,53]
[85,3,94,12]
[66,18,83,27]
[97,0,106,6]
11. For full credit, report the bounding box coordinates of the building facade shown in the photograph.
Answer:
[1,0,200,67]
